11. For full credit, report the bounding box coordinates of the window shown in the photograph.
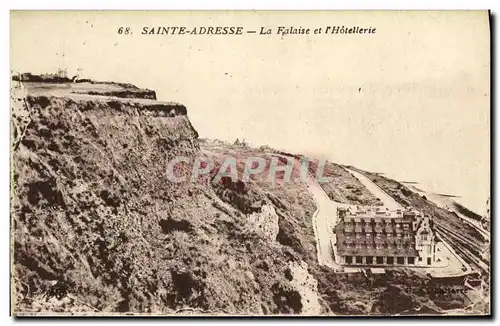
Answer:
[422,233,428,241]
[427,257,432,265]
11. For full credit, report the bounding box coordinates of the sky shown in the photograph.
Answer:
[11,10,490,214]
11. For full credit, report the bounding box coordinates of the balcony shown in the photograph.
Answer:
[344,237,354,245]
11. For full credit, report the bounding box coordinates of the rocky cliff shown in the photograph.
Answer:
[11,75,487,316]
[12,77,324,315]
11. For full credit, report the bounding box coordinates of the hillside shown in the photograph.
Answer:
[10,75,488,316]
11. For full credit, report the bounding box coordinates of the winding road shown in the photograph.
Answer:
[342,168,473,277]
[306,167,404,270]
[274,154,476,278]
[273,153,346,269]
[301,162,487,312]
[345,168,402,209]
[305,175,347,269]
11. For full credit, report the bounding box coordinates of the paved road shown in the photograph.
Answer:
[345,168,473,277]
[305,175,342,268]
[345,168,403,210]
[276,156,474,278]
[273,153,346,269]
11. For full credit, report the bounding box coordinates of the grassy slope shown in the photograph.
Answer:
[311,161,383,206]
[200,140,484,315]
[11,78,487,315]
[12,85,308,315]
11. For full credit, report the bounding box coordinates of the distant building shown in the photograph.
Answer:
[55,68,68,79]
[335,206,436,266]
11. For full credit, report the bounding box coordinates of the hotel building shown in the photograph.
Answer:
[335,206,436,266]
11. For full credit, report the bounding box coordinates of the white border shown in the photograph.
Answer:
[4,1,497,10]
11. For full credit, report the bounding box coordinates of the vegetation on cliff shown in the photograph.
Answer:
[11,76,487,316]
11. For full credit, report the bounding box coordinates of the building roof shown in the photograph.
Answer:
[340,205,423,221]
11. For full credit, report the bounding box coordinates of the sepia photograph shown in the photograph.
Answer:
[9,10,491,317]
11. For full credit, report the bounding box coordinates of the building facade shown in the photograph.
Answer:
[335,206,436,266]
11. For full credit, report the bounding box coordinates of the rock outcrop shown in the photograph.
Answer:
[11,74,487,316]
[11,75,318,315]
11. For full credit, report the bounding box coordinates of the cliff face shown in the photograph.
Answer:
[11,76,486,316]
[11,78,323,315]
[12,81,199,313]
